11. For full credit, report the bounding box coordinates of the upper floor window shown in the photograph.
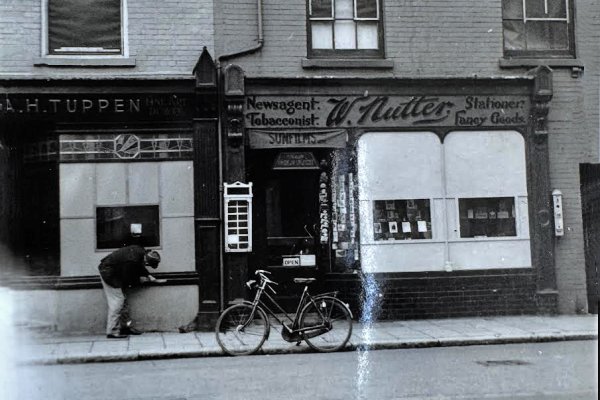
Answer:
[502,0,575,58]
[308,0,383,58]
[46,0,124,56]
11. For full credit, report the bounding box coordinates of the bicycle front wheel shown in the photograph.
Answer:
[215,304,269,356]
[299,297,352,352]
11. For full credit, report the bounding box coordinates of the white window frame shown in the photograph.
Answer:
[41,0,129,58]
[308,0,382,53]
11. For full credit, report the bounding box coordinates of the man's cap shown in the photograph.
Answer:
[145,250,161,266]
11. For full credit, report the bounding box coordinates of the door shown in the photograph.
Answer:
[248,150,328,309]
[581,163,600,314]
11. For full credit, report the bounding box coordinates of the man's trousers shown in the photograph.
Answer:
[100,278,132,335]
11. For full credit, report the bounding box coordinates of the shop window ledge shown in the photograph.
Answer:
[499,58,584,77]
[301,58,394,69]
[2,272,198,290]
[34,57,136,68]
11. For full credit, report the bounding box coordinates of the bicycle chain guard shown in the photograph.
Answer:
[280,322,329,342]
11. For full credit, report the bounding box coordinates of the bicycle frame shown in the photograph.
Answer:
[249,277,340,336]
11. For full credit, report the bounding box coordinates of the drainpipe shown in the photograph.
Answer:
[216,0,263,311]
[217,0,264,64]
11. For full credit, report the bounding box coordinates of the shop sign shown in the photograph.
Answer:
[244,95,529,129]
[249,129,347,148]
[272,152,319,170]
[0,93,195,121]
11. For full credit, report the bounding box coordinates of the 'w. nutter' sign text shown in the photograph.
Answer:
[244,95,529,129]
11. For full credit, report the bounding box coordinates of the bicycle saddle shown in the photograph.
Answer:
[293,278,316,284]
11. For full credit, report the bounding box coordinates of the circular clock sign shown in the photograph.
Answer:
[114,134,140,159]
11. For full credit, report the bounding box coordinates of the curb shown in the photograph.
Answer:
[19,332,598,366]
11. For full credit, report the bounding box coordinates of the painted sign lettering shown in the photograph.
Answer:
[244,95,530,129]
[0,93,195,121]
[249,129,347,149]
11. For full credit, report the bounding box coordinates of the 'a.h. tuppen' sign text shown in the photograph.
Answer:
[0,93,195,121]
[244,95,530,128]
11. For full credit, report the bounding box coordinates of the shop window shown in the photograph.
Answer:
[96,206,159,249]
[308,0,383,58]
[458,197,517,238]
[372,199,432,241]
[46,0,124,55]
[502,0,574,58]
[358,131,530,273]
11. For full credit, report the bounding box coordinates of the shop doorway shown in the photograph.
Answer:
[581,163,600,314]
[247,150,331,309]
[0,120,60,276]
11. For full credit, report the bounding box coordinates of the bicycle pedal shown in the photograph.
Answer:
[295,341,302,346]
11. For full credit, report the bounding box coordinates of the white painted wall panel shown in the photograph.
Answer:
[445,130,527,197]
[357,132,443,200]
[361,242,446,272]
[159,217,195,272]
[59,163,95,218]
[60,218,101,276]
[96,163,127,205]
[129,162,159,204]
[160,161,194,217]
[448,240,532,269]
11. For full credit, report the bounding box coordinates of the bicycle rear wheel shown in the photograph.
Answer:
[299,297,352,352]
[215,304,269,356]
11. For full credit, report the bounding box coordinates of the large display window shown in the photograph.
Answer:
[358,131,531,273]
[458,197,517,238]
[372,199,432,241]
[96,205,160,249]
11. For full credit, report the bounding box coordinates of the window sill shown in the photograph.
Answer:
[499,58,584,77]
[301,58,394,69]
[34,57,136,67]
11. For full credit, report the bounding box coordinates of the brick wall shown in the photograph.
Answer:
[327,271,540,320]
[218,0,600,315]
[0,0,214,77]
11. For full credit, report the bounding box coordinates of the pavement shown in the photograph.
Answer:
[12,314,598,365]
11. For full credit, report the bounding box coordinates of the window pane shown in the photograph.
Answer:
[96,205,160,249]
[335,0,354,19]
[547,0,567,18]
[503,20,526,50]
[334,20,356,49]
[502,0,523,19]
[357,21,378,49]
[372,199,432,241]
[526,21,569,49]
[459,198,516,238]
[311,22,333,49]
[525,0,567,18]
[356,0,378,18]
[49,0,121,54]
[310,0,332,18]
[525,0,545,18]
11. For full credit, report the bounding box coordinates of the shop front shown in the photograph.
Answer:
[0,73,218,332]
[222,69,558,319]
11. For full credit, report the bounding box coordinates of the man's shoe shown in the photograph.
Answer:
[107,333,128,339]
[121,327,143,335]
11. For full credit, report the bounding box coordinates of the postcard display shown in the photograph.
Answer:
[372,199,432,241]
[330,150,359,270]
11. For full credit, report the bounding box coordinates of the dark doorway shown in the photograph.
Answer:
[580,163,600,314]
[0,121,60,277]
[247,149,330,310]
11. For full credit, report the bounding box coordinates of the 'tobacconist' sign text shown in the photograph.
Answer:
[244,95,529,128]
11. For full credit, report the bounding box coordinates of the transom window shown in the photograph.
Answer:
[46,0,124,56]
[308,0,383,58]
[502,0,574,58]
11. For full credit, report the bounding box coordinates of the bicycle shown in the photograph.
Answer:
[215,269,353,356]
